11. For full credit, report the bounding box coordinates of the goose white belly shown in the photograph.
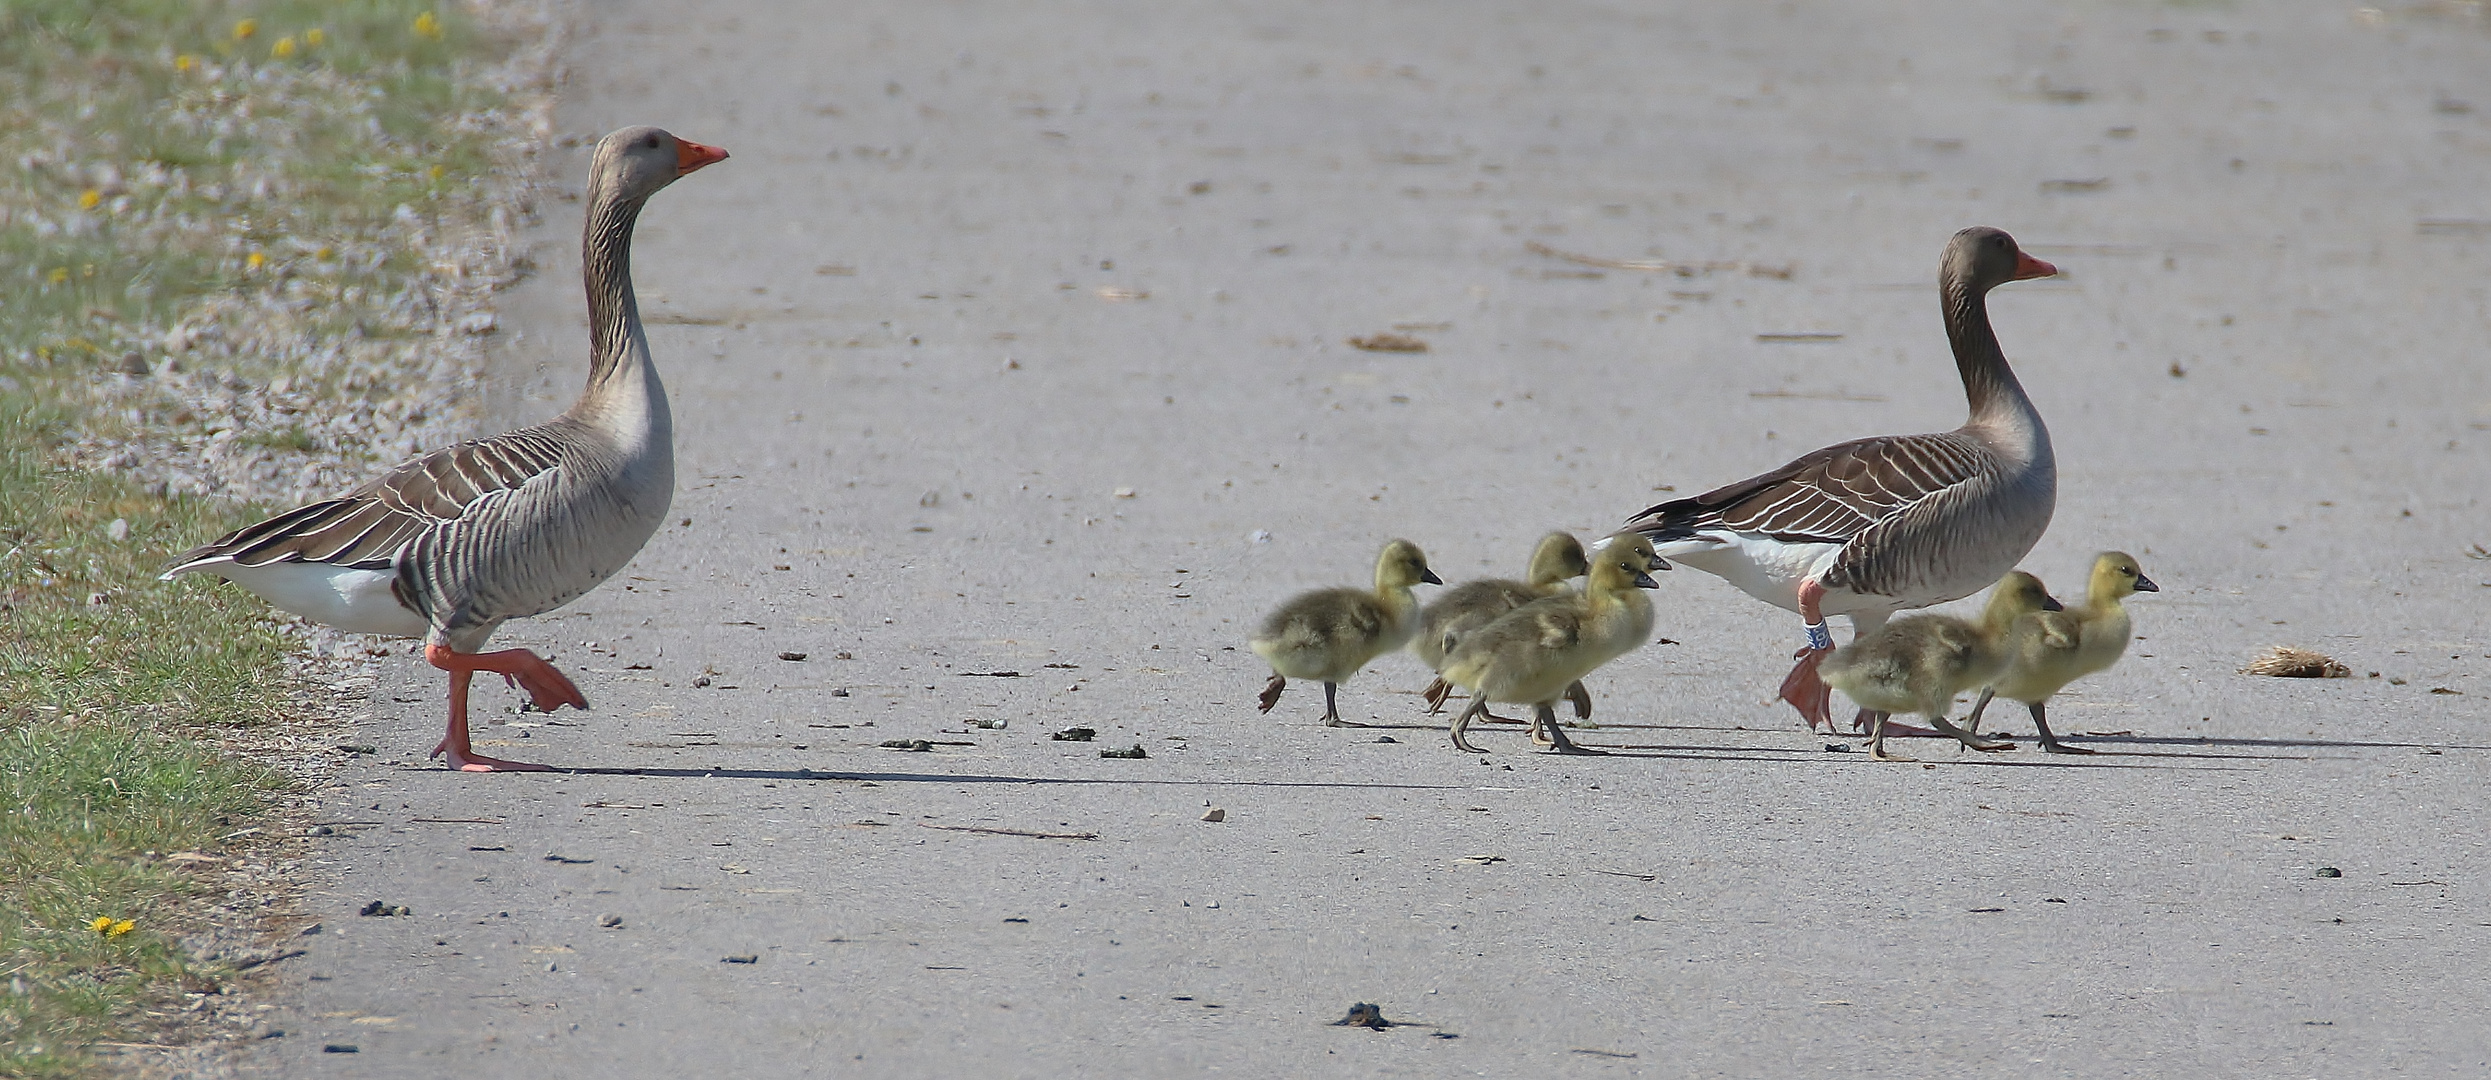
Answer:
[209,559,429,638]
[1661,528,2003,622]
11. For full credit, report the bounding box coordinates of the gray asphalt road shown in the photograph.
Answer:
[247,3,2491,1076]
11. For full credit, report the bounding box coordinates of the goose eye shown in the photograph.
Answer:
[644,134,662,149]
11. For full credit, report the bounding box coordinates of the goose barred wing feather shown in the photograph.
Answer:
[164,425,575,573]
[1626,431,1994,593]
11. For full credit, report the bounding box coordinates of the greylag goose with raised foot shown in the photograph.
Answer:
[162,126,726,771]
[1625,226,2058,733]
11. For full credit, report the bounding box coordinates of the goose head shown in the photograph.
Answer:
[1375,539,1443,591]
[1982,570,2063,629]
[1944,226,2057,293]
[1592,533,1665,590]
[1525,532,1590,587]
[2087,551,2158,602]
[592,126,730,204]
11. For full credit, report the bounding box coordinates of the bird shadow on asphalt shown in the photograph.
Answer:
[549,765,1467,789]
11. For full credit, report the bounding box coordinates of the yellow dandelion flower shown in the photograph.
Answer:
[316,245,334,259]
[272,36,297,59]
[90,916,114,933]
[412,11,442,40]
[109,919,135,937]
[232,18,257,41]
[175,54,197,73]
[47,267,68,285]
[304,28,325,48]
[428,164,444,181]
[78,189,101,211]
[247,251,266,271]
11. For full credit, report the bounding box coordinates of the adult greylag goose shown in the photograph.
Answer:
[1413,531,1612,720]
[1252,539,1442,725]
[161,126,726,772]
[1439,533,1665,755]
[1624,226,2058,733]
[1819,570,2059,761]
[1964,551,2157,754]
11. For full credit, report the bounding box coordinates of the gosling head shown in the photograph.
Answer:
[1525,532,1590,587]
[1590,531,1671,573]
[1376,539,1443,590]
[2089,551,2158,600]
[1984,570,2063,627]
[593,126,730,205]
[1945,226,2056,294]
[1593,532,1665,590]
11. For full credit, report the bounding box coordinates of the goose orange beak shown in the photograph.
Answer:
[676,138,729,176]
[2013,252,2058,280]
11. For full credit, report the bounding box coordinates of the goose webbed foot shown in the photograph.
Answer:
[1780,646,1835,732]
[428,660,558,773]
[1257,674,1287,713]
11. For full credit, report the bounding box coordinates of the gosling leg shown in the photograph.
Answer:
[1537,703,1606,756]
[1321,681,1365,727]
[1963,688,1998,735]
[1927,713,2014,752]
[1449,697,1492,754]
[1256,674,1286,713]
[2029,700,2093,755]
[1866,711,1912,762]
[1566,680,1593,721]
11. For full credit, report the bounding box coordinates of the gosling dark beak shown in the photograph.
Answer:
[1421,569,1443,586]
[1632,570,1660,589]
[1648,555,1672,571]
[2041,596,2066,612]
[2132,573,2159,593]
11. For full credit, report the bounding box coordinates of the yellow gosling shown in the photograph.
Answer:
[1414,532,1591,719]
[1251,539,1441,725]
[1966,552,2158,754]
[1439,533,1666,755]
[1820,571,2059,761]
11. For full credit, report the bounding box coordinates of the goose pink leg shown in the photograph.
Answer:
[1779,581,1837,732]
[424,644,585,772]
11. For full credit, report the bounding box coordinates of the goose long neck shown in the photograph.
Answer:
[1942,280,2031,427]
[582,183,647,390]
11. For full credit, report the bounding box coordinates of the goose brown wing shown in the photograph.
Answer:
[1626,431,1991,546]
[164,427,573,572]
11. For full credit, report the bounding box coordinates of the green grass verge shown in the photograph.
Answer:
[0,1,515,1073]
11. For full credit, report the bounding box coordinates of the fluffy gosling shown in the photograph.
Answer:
[1820,571,2060,760]
[1965,551,2158,754]
[1415,531,1592,719]
[1252,539,1442,725]
[1438,533,1666,755]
